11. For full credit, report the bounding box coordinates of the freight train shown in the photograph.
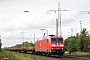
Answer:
[4,35,65,57]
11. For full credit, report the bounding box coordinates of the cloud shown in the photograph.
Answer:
[0,0,90,47]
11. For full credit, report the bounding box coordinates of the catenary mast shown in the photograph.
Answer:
[47,1,69,36]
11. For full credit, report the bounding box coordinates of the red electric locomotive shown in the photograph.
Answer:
[35,35,64,57]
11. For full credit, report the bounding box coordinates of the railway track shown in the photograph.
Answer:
[63,55,90,60]
[45,55,90,60]
[25,53,90,60]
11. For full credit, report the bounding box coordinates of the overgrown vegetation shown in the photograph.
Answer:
[64,28,90,54]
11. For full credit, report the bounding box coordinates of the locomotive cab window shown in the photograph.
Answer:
[51,38,63,42]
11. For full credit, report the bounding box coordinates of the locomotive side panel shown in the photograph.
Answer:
[35,39,48,52]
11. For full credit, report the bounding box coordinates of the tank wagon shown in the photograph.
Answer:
[35,35,64,57]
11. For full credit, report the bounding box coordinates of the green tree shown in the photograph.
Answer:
[65,28,90,53]
[75,33,80,51]
[64,36,77,53]
[78,28,89,52]
[23,41,34,47]
[88,35,90,52]
[13,44,22,48]
[78,36,84,51]
[11,41,34,48]
[67,36,77,53]
[64,39,69,51]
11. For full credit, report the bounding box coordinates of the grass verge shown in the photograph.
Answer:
[0,51,48,60]
[0,51,16,60]
[65,51,90,57]
[14,52,48,60]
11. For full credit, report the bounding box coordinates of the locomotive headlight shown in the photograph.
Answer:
[52,44,56,46]
[60,44,64,47]
[52,48,54,49]
[62,48,63,49]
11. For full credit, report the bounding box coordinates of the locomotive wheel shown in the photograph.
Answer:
[45,52,49,57]
[48,53,51,57]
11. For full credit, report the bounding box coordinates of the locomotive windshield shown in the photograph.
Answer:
[51,38,63,42]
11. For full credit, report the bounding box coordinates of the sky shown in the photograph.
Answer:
[0,0,90,48]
